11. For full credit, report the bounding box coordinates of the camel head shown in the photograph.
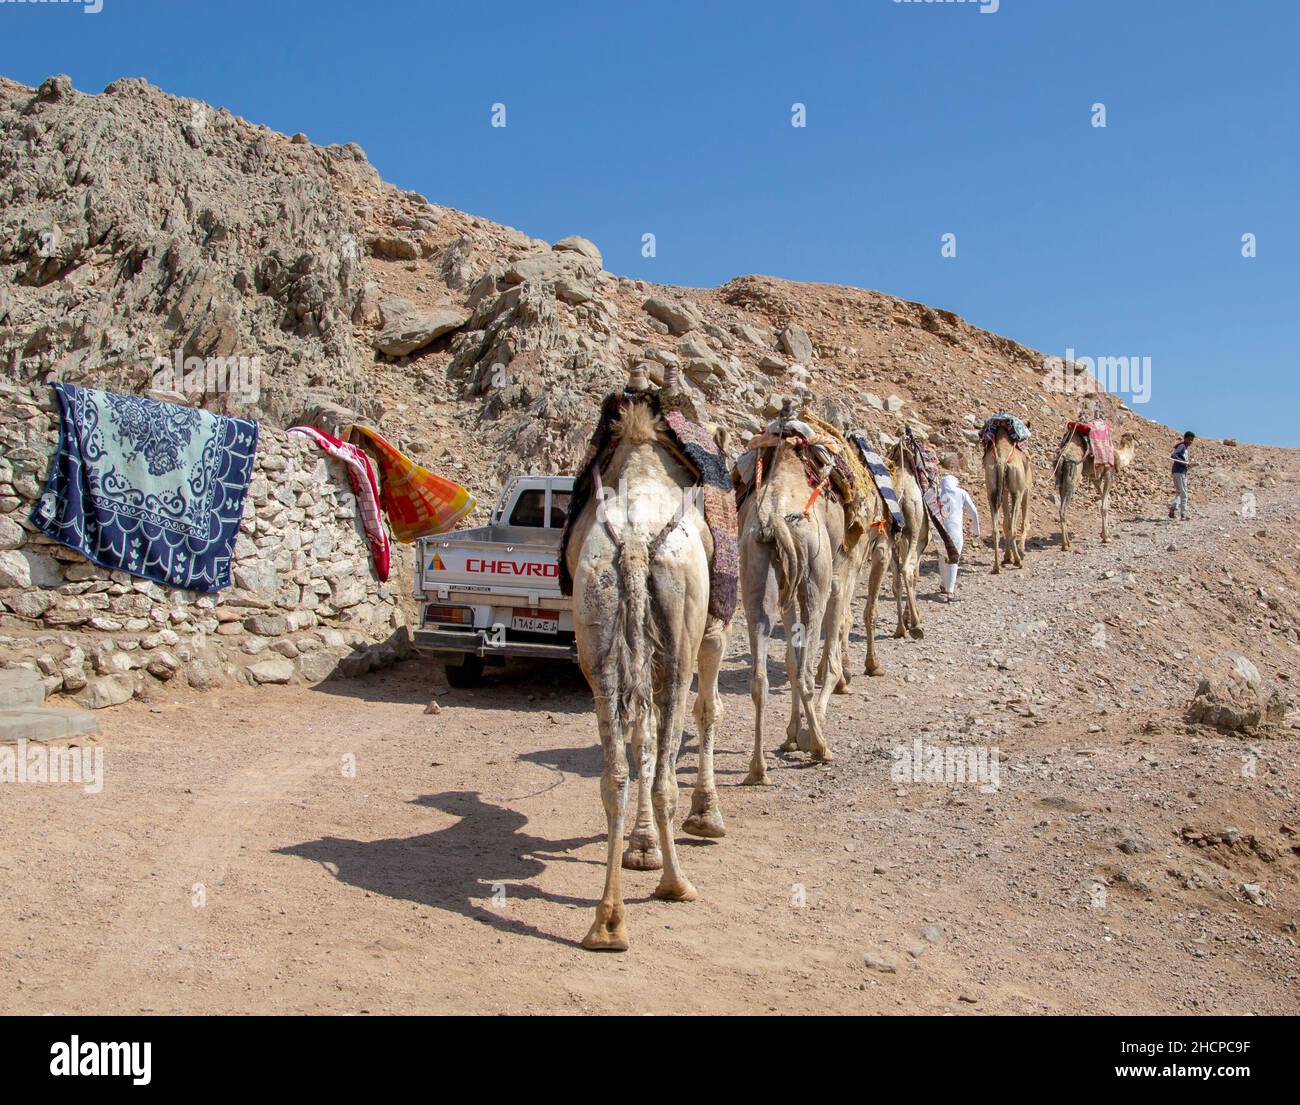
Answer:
[1116,430,1139,470]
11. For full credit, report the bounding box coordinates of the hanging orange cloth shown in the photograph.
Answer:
[344,424,476,543]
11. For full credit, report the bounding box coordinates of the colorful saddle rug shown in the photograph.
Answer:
[31,383,258,591]
[980,412,1032,452]
[559,389,738,623]
[903,425,960,563]
[1064,419,1115,468]
[849,431,905,535]
[344,424,476,542]
[288,426,391,582]
[734,413,869,532]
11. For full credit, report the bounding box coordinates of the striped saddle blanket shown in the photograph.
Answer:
[849,431,905,535]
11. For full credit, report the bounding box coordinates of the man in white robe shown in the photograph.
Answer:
[936,474,980,601]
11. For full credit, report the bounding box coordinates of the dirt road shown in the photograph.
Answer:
[2,485,1297,1015]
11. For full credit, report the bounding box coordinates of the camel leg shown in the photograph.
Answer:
[892,542,907,638]
[684,616,727,838]
[989,494,1002,574]
[1099,474,1111,543]
[814,590,847,726]
[1007,489,1023,567]
[793,583,833,761]
[743,609,772,786]
[583,695,630,951]
[862,541,887,676]
[904,547,924,637]
[1017,490,1030,560]
[781,604,804,753]
[650,668,698,903]
[1001,487,1016,566]
[833,574,858,693]
[621,716,662,871]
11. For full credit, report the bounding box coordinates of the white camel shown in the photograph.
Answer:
[565,379,728,952]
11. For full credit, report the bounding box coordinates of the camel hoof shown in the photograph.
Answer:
[865,660,885,677]
[909,625,924,640]
[582,917,629,952]
[779,737,799,753]
[893,627,906,639]
[832,680,854,695]
[653,877,698,902]
[741,769,772,787]
[683,809,726,839]
[622,842,662,871]
[811,748,835,763]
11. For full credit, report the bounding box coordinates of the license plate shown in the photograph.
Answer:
[510,609,558,634]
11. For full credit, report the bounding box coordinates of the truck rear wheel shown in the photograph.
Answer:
[444,654,484,688]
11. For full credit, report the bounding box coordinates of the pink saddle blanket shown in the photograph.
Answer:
[1067,419,1115,468]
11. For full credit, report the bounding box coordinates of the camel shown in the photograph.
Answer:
[738,441,838,783]
[565,377,729,952]
[885,437,930,640]
[739,419,888,785]
[1055,425,1138,549]
[982,427,1032,573]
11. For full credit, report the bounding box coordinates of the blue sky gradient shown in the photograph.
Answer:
[3,0,1296,444]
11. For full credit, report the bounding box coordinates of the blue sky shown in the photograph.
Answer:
[3,0,1297,445]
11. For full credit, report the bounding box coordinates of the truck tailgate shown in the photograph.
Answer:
[418,526,568,603]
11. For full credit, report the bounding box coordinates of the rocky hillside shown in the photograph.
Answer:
[0,73,1290,534]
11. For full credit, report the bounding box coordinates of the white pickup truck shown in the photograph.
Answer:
[413,474,576,685]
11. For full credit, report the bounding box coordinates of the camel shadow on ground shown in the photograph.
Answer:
[276,790,616,949]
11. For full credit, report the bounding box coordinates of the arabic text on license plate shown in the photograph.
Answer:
[511,610,558,634]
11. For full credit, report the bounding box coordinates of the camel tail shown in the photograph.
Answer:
[611,536,658,744]
[1056,455,1080,513]
[988,460,1003,514]
[758,504,804,612]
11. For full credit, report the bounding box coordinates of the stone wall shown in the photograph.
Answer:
[0,382,414,707]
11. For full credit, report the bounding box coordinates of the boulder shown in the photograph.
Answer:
[80,673,136,710]
[777,323,814,364]
[243,613,288,637]
[374,308,467,357]
[1188,659,1288,734]
[552,235,602,266]
[0,548,63,588]
[643,297,703,336]
[297,650,338,683]
[248,658,295,685]
[366,234,419,261]
[0,515,24,551]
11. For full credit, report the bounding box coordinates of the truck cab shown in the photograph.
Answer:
[413,475,577,684]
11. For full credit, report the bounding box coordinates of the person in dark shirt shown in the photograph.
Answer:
[1168,431,1194,520]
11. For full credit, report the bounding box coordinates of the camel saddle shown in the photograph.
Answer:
[1061,419,1115,468]
[980,413,1031,454]
[558,384,739,623]
[732,409,869,537]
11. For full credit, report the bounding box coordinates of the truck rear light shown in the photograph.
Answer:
[425,604,472,625]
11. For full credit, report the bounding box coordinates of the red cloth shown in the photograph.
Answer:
[287,426,391,581]
[1066,420,1116,468]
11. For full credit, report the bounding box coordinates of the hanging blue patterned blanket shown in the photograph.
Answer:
[30,384,259,592]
